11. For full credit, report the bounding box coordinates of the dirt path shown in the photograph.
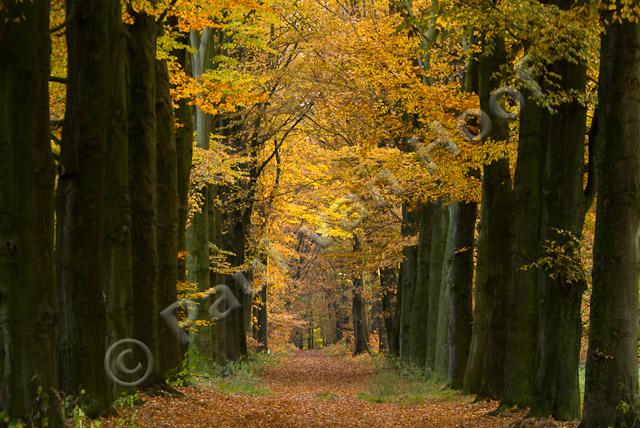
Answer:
[103,351,544,427]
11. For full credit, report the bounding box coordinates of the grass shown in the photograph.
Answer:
[358,356,461,405]
[187,351,282,397]
[316,391,339,400]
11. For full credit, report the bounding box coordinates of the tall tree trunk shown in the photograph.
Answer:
[173,31,194,283]
[187,28,215,359]
[56,0,118,413]
[426,203,447,370]
[399,204,419,363]
[214,205,248,363]
[410,204,431,366]
[390,268,402,356]
[126,9,161,385]
[532,45,589,422]
[447,201,477,388]
[252,252,269,351]
[435,205,453,380]
[0,2,60,424]
[352,236,369,355]
[380,267,397,354]
[448,55,479,389]
[581,16,640,428]
[464,35,512,399]
[502,89,547,408]
[255,284,268,351]
[155,58,181,376]
[374,297,387,352]
[352,275,369,355]
[103,2,134,372]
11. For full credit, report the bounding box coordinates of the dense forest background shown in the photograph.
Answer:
[1,0,640,426]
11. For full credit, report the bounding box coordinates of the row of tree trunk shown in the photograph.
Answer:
[387,2,640,426]
[0,0,261,423]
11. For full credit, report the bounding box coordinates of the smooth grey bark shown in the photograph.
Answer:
[581,17,640,428]
[0,2,60,424]
[186,28,215,358]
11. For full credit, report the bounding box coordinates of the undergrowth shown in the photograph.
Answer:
[358,355,460,404]
[168,349,281,397]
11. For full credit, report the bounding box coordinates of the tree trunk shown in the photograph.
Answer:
[410,204,431,366]
[126,10,161,385]
[0,2,60,424]
[502,88,547,408]
[56,0,119,413]
[352,275,370,355]
[532,48,589,422]
[435,205,453,380]
[581,17,640,428]
[399,204,419,363]
[464,35,512,399]
[427,203,447,370]
[187,28,215,359]
[255,284,268,351]
[374,298,387,352]
[155,58,181,376]
[380,267,397,354]
[214,205,248,363]
[447,201,477,388]
[448,55,479,389]
[102,2,134,373]
[173,31,194,283]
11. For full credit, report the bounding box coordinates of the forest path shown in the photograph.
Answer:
[104,350,554,427]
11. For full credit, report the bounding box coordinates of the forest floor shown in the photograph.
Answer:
[101,349,579,428]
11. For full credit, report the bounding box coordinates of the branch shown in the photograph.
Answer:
[50,2,78,35]
[156,0,179,24]
[49,76,67,84]
[49,20,67,34]
[254,112,308,180]
[50,119,64,129]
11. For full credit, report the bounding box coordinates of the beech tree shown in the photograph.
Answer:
[56,0,121,413]
[582,7,640,427]
[0,1,59,424]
